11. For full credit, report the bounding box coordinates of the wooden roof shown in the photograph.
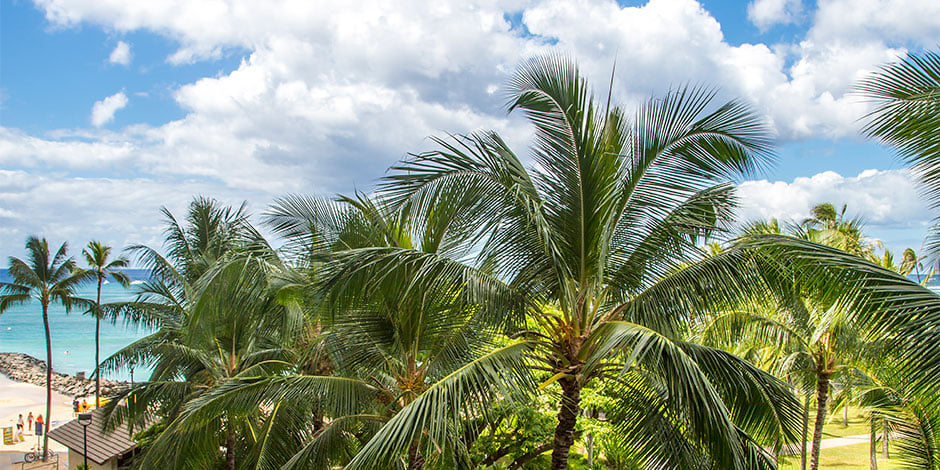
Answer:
[47,409,137,465]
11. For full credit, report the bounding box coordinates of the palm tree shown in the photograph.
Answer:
[801,202,876,258]
[77,241,130,407]
[0,237,87,460]
[857,50,940,257]
[704,275,873,470]
[98,199,298,469]
[329,56,802,469]
[176,193,521,469]
[706,213,893,470]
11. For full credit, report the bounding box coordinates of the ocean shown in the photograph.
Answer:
[0,269,152,381]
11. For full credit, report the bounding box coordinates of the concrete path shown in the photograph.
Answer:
[818,433,870,449]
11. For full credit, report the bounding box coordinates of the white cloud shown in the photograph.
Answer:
[0,127,134,168]
[29,0,940,143]
[108,40,132,65]
[90,91,128,127]
[3,0,938,259]
[736,168,934,253]
[748,0,802,31]
[0,170,275,259]
[737,169,930,227]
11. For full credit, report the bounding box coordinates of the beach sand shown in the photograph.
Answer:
[0,374,72,453]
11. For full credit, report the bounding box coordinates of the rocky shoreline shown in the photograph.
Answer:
[0,352,127,398]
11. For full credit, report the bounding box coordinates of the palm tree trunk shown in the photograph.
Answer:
[882,418,889,459]
[843,404,848,427]
[550,378,581,470]
[801,394,810,470]
[95,276,102,408]
[225,432,235,470]
[870,416,878,470]
[809,371,831,470]
[42,302,51,461]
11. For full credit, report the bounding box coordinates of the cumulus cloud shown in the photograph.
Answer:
[90,91,128,127]
[0,169,274,258]
[736,168,934,253]
[0,127,134,168]
[737,169,929,227]
[108,40,131,65]
[748,0,802,31]
[2,0,938,258]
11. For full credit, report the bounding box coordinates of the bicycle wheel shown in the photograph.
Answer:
[23,452,36,463]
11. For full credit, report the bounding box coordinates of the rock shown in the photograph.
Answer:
[0,352,129,398]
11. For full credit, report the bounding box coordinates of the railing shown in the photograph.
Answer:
[12,454,60,470]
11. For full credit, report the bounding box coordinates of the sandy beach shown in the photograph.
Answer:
[0,374,71,453]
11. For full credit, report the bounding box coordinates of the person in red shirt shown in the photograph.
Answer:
[35,414,44,436]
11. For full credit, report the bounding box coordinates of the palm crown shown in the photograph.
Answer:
[334,55,799,469]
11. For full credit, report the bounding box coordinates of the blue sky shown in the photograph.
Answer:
[0,0,936,261]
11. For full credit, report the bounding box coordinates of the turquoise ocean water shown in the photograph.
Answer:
[0,269,151,381]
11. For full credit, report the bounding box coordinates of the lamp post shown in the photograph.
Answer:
[129,359,135,389]
[78,412,92,470]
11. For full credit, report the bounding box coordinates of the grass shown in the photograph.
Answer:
[779,442,905,470]
[779,407,905,470]
[820,407,872,439]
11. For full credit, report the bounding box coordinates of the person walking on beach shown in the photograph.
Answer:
[27,412,34,434]
[81,398,88,413]
[16,414,24,442]
[35,414,43,437]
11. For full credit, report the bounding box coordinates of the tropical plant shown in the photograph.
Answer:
[708,234,940,470]
[704,213,894,470]
[181,193,522,469]
[0,237,88,460]
[324,56,803,469]
[801,203,877,258]
[97,198,295,469]
[857,50,940,258]
[75,241,130,407]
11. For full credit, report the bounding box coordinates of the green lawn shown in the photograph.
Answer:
[820,408,872,439]
[779,442,904,470]
[779,407,904,470]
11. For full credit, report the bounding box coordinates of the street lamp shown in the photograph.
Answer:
[129,358,136,388]
[78,412,92,470]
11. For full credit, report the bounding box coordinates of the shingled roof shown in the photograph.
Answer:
[47,409,137,465]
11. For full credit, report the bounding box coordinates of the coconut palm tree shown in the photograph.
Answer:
[325,56,804,469]
[857,50,940,257]
[177,193,524,469]
[705,213,894,470]
[101,252,299,469]
[703,273,873,470]
[76,241,130,407]
[801,203,876,258]
[0,237,87,460]
[98,198,300,469]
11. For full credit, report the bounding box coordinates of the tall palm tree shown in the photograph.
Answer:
[328,56,802,469]
[0,237,87,460]
[98,199,297,469]
[175,193,521,469]
[857,50,940,257]
[706,213,894,470]
[77,241,130,407]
